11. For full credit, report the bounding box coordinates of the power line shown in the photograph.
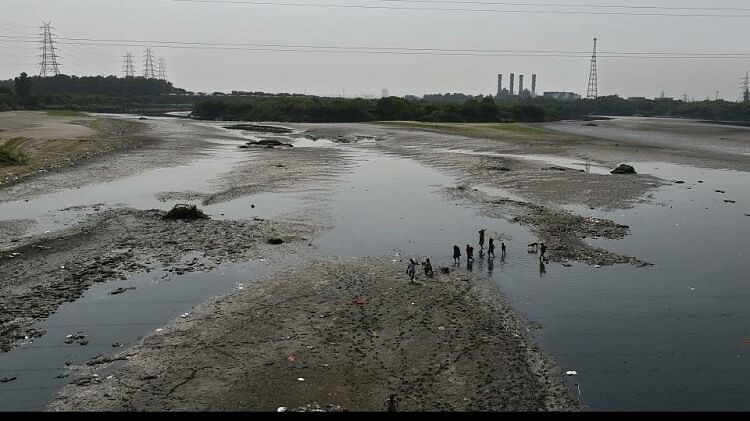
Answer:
[367,0,750,12]
[166,0,750,17]
[2,34,750,59]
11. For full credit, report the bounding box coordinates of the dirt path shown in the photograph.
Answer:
[49,257,577,412]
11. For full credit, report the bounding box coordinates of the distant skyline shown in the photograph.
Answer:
[1,0,749,100]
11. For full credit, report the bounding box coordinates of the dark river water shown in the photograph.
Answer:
[0,116,748,410]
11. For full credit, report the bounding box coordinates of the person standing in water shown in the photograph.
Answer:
[488,238,495,258]
[478,229,486,251]
[453,245,461,264]
[539,243,547,261]
[501,241,506,257]
[423,258,434,278]
[466,244,474,261]
[406,258,417,281]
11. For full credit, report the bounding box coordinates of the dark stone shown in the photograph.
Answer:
[267,238,285,245]
[610,164,636,175]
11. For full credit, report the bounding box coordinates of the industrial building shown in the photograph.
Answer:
[496,73,537,99]
[542,91,581,101]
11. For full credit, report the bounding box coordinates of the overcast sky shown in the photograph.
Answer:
[1,0,748,100]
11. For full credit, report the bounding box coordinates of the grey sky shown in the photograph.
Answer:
[1,0,748,100]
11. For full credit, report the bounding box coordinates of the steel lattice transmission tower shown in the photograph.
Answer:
[123,52,135,78]
[586,37,598,99]
[157,57,167,81]
[143,48,156,79]
[38,22,61,77]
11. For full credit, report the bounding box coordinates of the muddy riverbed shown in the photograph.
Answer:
[1,114,748,411]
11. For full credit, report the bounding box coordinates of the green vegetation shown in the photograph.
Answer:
[192,96,560,123]
[0,138,28,166]
[383,121,559,142]
[45,109,81,117]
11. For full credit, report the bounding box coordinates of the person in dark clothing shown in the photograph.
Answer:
[453,245,461,264]
[406,258,417,281]
[478,229,486,251]
[539,242,547,261]
[527,242,539,253]
[423,258,434,278]
[501,242,506,257]
[466,244,474,261]
[488,238,495,258]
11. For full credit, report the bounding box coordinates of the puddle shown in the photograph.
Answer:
[0,259,267,411]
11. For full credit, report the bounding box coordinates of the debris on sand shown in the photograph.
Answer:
[109,287,136,295]
[267,238,285,245]
[610,164,636,174]
[224,124,293,134]
[239,139,293,148]
[0,376,18,383]
[163,204,210,221]
[724,200,736,204]
[582,122,599,127]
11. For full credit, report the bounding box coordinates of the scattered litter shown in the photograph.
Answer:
[715,190,725,193]
[0,376,18,383]
[112,342,124,348]
[437,326,445,331]
[277,407,287,413]
[566,371,578,376]
[724,200,736,204]
[297,377,305,382]
[155,328,163,332]
[690,287,695,291]
[288,356,296,363]
[351,298,366,306]
[594,265,601,268]
[11,252,20,256]
[181,313,189,318]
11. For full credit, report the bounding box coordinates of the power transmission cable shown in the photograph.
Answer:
[165,0,750,17]
[2,34,749,59]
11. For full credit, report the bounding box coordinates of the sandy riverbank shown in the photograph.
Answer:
[49,257,578,411]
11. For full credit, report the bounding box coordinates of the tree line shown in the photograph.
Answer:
[192,95,560,123]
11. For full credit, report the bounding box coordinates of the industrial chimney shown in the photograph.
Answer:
[497,74,502,97]
[509,73,515,96]
[531,74,537,97]
[518,75,524,97]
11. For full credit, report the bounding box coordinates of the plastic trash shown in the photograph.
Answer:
[277,407,287,413]
[297,377,305,382]
[566,371,578,376]
[181,313,189,318]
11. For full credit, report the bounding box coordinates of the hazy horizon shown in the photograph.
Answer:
[1,0,749,100]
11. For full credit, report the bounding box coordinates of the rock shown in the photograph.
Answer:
[724,200,736,203]
[242,140,293,148]
[267,238,285,245]
[109,287,136,295]
[0,376,17,383]
[674,180,685,184]
[610,164,636,175]
[715,190,725,193]
[224,124,293,134]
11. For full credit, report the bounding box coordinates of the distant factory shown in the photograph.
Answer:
[496,73,537,99]
[496,73,582,101]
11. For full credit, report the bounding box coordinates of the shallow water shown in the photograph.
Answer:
[0,259,267,411]
[314,148,750,410]
[1,116,748,410]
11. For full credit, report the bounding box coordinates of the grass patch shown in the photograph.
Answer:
[45,109,82,117]
[380,121,556,140]
[0,138,28,166]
